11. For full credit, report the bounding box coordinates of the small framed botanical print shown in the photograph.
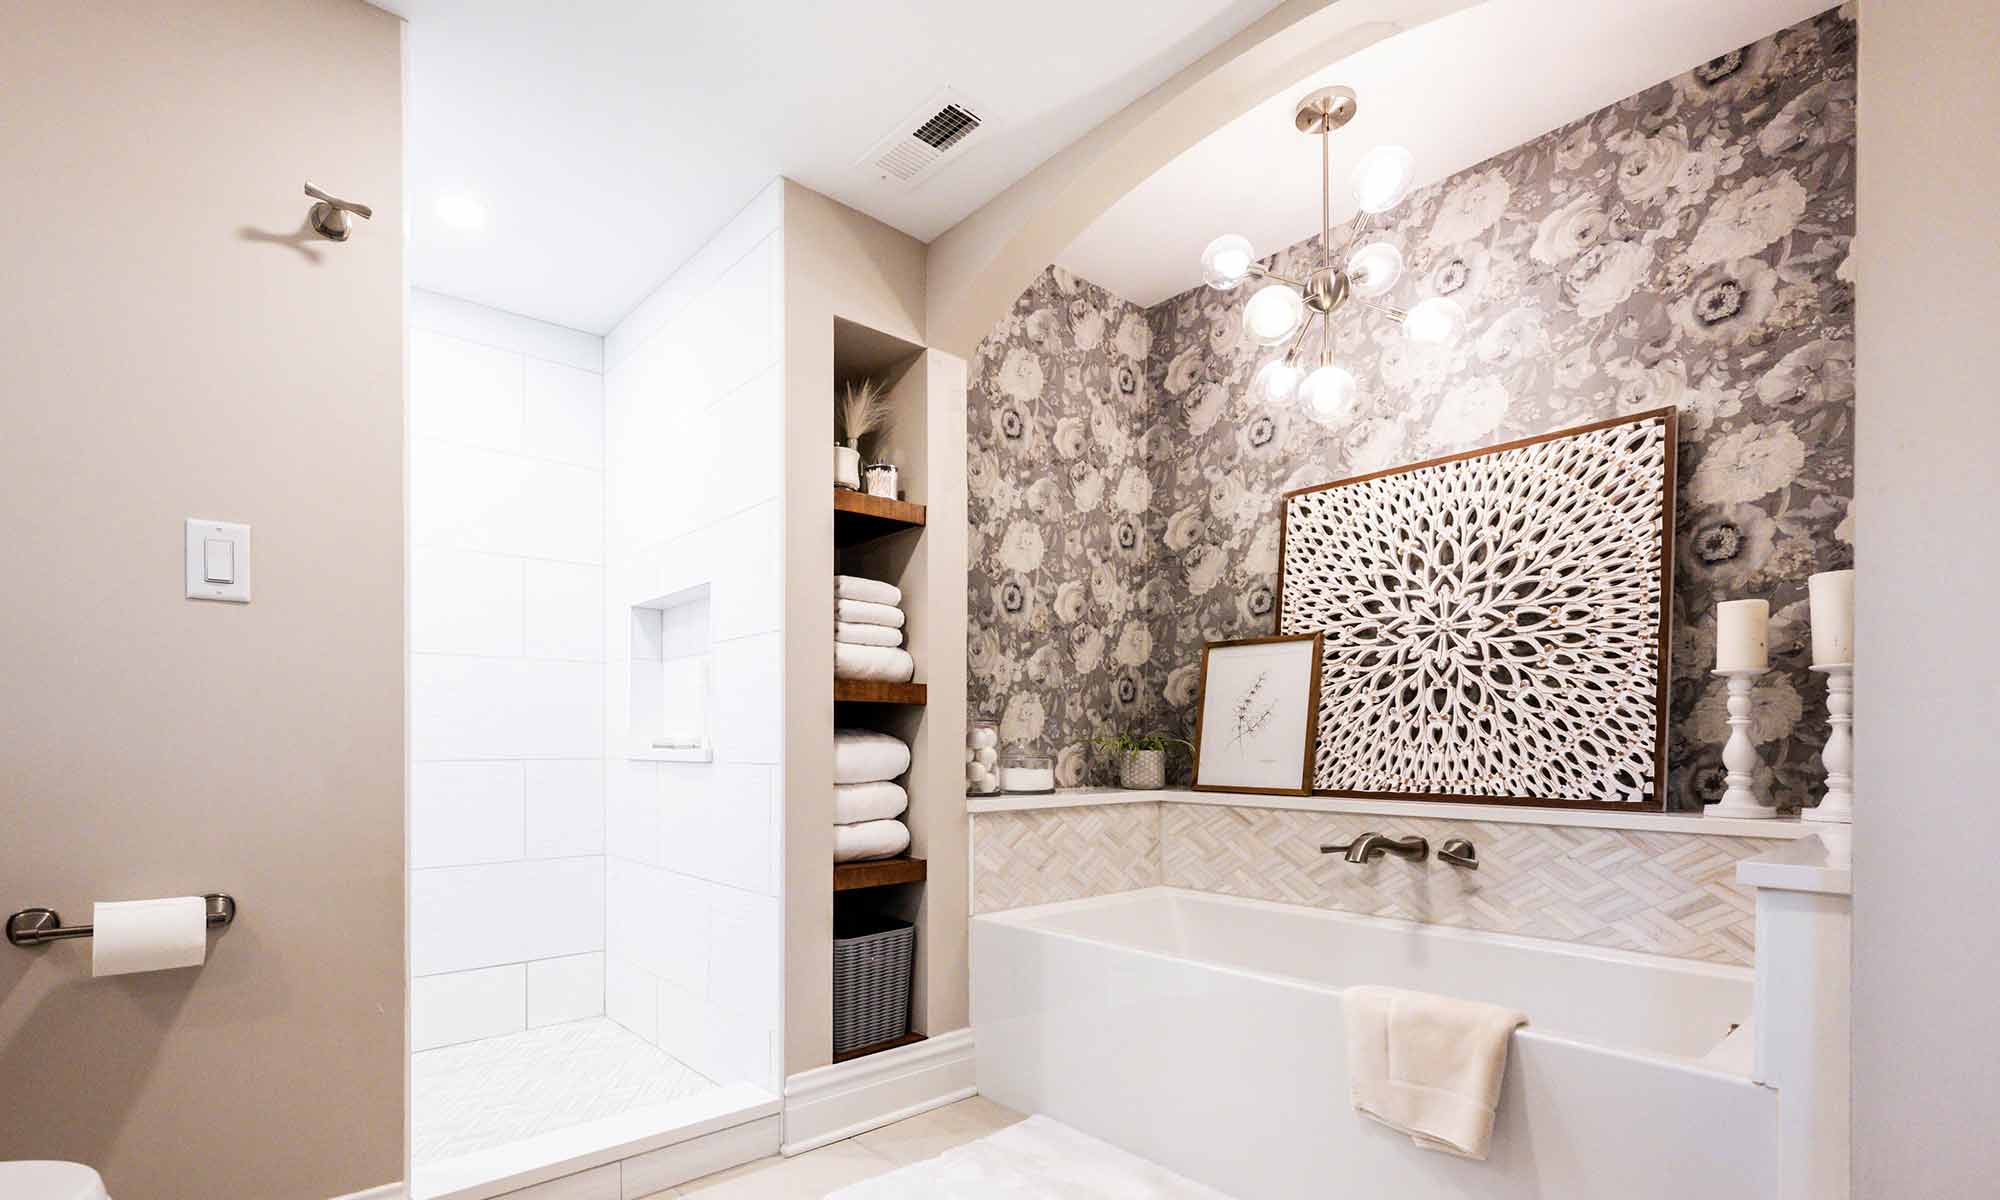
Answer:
[1191,633,1324,796]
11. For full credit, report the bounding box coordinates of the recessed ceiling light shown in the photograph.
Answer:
[435,194,487,231]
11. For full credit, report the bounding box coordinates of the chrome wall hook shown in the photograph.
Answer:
[305,182,372,242]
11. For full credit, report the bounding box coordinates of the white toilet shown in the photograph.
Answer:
[0,1162,110,1199]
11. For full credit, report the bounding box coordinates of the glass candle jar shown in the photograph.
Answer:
[966,720,1000,795]
[864,462,899,500]
[1000,753,1056,795]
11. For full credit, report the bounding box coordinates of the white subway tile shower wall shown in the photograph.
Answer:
[970,802,1781,965]
[602,183,786,1094]
[410,291,608,1051]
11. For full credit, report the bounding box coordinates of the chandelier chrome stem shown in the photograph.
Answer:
[1246,262,1306,289]
[1342,207,1370,261]
[1281,309,1316,366]
[1355,297,1409,323]
[1321,122,1332,271]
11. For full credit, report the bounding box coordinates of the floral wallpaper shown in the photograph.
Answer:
[967,269,1165,787]
[968,8,1855,811]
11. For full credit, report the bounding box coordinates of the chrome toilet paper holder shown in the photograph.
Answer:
[6,894,236,947]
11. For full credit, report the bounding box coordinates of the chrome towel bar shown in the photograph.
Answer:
[6,894,236,948]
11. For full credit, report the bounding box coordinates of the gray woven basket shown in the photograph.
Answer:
[832,914,915,1054]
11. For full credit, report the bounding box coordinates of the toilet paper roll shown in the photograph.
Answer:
[92,897,208,977]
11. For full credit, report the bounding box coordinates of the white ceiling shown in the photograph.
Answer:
[1059,0,1834,307]
[385,0,1279,334]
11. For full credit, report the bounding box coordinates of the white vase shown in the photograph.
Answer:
[1120,749,1165,790]
[834,445,861,491]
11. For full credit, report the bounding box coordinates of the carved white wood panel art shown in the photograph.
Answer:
[1279,411,1675,809]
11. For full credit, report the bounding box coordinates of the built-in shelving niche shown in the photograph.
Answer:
[831,315,937,1063]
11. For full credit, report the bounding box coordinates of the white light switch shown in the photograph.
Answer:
[186,519,250,602]
[203,538,235,584]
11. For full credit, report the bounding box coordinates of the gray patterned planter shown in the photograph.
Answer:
[1119,749,1166,790]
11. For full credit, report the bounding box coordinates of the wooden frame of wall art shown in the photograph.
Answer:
[1274,407,1677,811]
[1190,632,1325,796]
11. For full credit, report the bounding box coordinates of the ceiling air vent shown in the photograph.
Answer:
[860,89,989,188]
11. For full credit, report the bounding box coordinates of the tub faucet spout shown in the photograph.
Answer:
[1320,831,1430,863]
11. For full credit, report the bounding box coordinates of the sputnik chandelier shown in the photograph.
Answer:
[1198,86,1467,421]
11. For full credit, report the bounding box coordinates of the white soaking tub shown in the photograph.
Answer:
[972,887,1775,1200]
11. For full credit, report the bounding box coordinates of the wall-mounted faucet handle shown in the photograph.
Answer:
[1324,831,1429,863]
[305,181,373,241]
[1438,838,1479,870]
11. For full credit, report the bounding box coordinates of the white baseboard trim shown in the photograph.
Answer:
[781,1028,977,1156]
[330,1185,405,1200]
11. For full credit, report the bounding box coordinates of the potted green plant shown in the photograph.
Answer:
[1091,732,1191,790]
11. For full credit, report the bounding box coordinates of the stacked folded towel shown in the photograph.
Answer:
[834,729,912,863]
[835,575,915,683]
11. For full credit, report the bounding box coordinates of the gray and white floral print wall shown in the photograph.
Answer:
[967,7,1855,811]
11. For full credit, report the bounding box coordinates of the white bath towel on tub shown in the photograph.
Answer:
[834,819,910,862]
[834,729,911,784]
[835,781,908,824]
[835,621,903,648]
[1343,984,1526,1160]
[835,643,916,683]
[835,597,905,628]
[835,574,903,607]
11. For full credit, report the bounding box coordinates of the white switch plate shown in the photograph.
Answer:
[185,518,250,602]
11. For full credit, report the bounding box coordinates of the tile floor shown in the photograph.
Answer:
[413,1017,719,1163]
[666,1096,1027,1198]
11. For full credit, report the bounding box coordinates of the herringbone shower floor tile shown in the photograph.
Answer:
[412,1016,717,1164]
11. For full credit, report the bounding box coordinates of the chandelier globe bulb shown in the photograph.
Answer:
[1200,234,1256,290]
[1244,282,1307,346]
[1352,145,1416,214]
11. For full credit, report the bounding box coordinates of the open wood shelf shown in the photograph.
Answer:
[833,855,927,892]
[834,679,927,705]
[832,1031,927,1064]
[834,489,927,547]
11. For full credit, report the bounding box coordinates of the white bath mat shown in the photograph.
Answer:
[828,1114,1235,1199]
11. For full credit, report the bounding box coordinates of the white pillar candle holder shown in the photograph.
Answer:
[1807,663,1854,826]
[1705,667,1777,819]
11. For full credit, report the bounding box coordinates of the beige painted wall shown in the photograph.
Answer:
[922,0,1478,358]
[0,3,407,1197]
[781,182,973,1074]
[1851,0,2000,1194]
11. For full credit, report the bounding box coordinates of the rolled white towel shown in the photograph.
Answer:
[969,726,999,751]
[835,819,911,863]
[835,643,915,683]
[973,746,998,768]
[835,598,905,629]
[835,781,909,825]
[835,728,911,784]
[836,621,903,648]
[835,575,903,607]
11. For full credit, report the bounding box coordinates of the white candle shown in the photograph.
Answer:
[1808,569,1855,666]
[1716,599,1770,672]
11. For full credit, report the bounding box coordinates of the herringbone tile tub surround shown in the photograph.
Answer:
[1161,804,1769,965]
[971,803,1162,914]
[971,800,1784,965]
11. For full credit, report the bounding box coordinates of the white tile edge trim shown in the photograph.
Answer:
[967,787,1813,839]
[1736,832,1853,894]
[330,1185,405,1200]
[780,1027,977,1156]
[412,1083,780,1200]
